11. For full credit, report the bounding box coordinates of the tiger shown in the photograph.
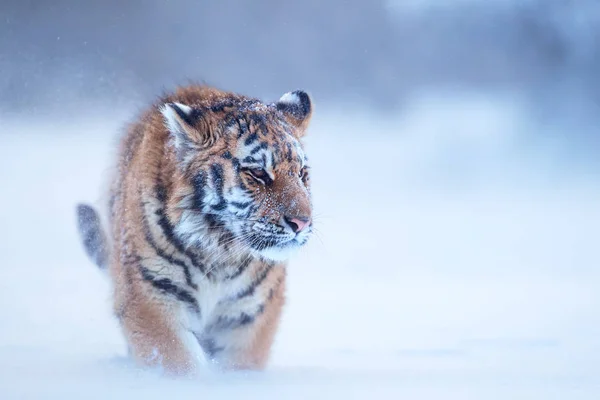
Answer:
[76,84,314,375]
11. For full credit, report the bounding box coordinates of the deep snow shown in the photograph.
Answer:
[0,93,599,399]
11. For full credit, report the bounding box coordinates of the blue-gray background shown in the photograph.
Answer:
[2,1,599,124]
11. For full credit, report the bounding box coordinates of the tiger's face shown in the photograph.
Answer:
[162,90,313,262]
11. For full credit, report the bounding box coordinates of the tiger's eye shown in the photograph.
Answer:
[243,167,272,185]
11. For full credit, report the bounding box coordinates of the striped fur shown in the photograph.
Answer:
[76,85,313,375]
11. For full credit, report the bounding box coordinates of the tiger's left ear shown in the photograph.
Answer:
[275,90,313,136]
[161,102,218,163]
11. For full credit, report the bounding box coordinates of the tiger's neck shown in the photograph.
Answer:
[174,208,262,280]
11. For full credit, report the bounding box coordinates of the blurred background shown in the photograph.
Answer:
[2,0,600,129]
[1,1,599,399]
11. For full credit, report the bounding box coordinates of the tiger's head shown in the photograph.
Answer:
[161,87,313,262]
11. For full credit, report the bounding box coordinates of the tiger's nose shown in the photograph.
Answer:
[283,216,311,233]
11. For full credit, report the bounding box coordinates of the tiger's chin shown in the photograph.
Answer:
[254,242,303,262]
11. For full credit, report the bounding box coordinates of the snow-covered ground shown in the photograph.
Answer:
[1,93,599,399]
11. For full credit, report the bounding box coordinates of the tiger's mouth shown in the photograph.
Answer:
[243,224,311,262]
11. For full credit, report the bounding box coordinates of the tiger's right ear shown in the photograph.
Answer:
[275,90,313,136]
[161,102,216,157]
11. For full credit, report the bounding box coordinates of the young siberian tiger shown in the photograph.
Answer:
[76,84,314,375]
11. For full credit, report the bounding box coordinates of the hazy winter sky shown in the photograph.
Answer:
[2,0,599,124]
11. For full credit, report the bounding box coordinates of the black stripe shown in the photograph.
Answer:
[193,171,207,210]
[231,157,241,173]
[249,113,265,125]
[154,207,184,252]
[196,336,225,358]
[247,233,280,251]
[217,231,235,248]
[230,200,253,210]
[211,201,227,211]
[224,114,237,130]
[267,276,284,300]
[244,132,259,146]
[140,204,198,290]
[210,101,236,113]
[156,184,168,203]
[139,267,200,314]
[249,142,268,155]
[221,151,232,160]
[155,176,206,274]
[204,213,222,231]
[150,176,199,276]
[272,142,281,158]
[121,252,141,267]
[246,204,258,216]
[236,117,249,138]
[285,142,293,162]
[235,264,273,299]
[210,164,224,195]
[154,207,206,274]
[209,164,227,211]
[226,257,252,280]
[153,185,184,252]
[249,114,269,136]
[238,181,249,193]
[209,306,265,331]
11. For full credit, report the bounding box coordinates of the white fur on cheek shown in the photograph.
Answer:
[257,245,300,262]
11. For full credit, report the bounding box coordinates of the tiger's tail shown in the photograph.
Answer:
[76,203,109,270]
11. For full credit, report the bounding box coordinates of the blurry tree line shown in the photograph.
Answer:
[0,0,599,114]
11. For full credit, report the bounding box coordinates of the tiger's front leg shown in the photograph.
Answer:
[114,266,207,376]
[200,267,286,370]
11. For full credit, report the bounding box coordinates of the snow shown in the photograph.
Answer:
[1,93,599,399]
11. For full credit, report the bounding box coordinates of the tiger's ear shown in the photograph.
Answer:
[161,102,216,158]
[275,90,313,135]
